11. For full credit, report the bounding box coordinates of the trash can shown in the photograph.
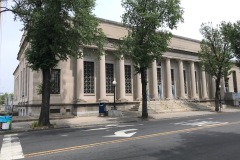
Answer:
[99,103,107,116]
[0,116,12,130]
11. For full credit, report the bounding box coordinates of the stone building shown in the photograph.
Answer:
[13,19,240,116]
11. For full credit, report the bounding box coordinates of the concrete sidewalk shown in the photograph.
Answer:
[1,107,240,134]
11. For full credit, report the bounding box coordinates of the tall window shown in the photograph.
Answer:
[183,70,187,94]
[125,65,132,93]
[51,69,60,94]
[84,61,94,93]
[106,63,114,93]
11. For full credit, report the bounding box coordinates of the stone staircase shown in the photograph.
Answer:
[133,100,214,113]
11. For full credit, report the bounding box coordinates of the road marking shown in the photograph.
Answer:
[84,124,143,131]
[24,121,240,159]
[174,118,228,127]
[84,128,108,131]
[61,135,68,137]
[104,129,138,137]
[0,134,24,160]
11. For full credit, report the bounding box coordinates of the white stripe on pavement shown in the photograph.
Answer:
[0,134,24,160]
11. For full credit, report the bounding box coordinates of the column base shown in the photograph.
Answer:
[74,99,87,103]
[98,99,109,103]
[135,98,142,101]
[151,98,159,101]
[117,98,128,102]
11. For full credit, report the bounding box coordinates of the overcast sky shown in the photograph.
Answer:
[0,0,239,93]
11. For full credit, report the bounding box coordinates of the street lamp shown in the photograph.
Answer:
[219,85,222,111]
[112,80,117,110]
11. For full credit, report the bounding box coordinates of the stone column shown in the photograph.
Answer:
[201,70,208,99]
[178,60,185,99]
[99,55,107,102]
[212,77,216,98]
[166,58,172,99]
[136,73,142,101]
[152,60,158,100]
[76,58,85,102]
[190,61,196,99]
[118,58,126,101]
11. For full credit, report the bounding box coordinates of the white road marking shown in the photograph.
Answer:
[0,134,24,160]
[84,128,108,131]
[104,129,138,138]
[174,118,228,127]
[60,135,68,137]
[84,124,143,132]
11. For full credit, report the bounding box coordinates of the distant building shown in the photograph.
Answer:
[13,19,240,116]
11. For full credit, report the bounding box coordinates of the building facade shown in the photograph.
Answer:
[13,19,240,116]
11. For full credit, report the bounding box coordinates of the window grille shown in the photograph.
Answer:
[84,61,95,93]
[106,63,114,93]
[125,65,132,93]
[51,69,60,94]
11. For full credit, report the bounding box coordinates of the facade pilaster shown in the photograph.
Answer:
[190,61,197,99]
[118,58,127,101]
[136,73,142,101]
[201,70,208,99]
[151,60,158,100]
[76,58,85,102]
[99,55,107,102]
[166,58,172,99]
[178,60,185,99]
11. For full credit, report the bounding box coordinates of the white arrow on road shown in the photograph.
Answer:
[104,129,138,138]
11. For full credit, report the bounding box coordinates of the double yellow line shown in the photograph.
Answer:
[24,121,240,158]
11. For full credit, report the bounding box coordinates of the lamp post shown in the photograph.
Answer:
[219,85,222,111]
[112,80,117,110]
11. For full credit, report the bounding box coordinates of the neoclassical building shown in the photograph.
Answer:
[13,19,240,116]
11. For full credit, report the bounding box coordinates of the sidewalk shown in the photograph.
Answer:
[1,107,240,134]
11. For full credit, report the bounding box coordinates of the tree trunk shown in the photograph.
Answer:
[38,68,51,126]
[140,67,148,118]
[215,78,221,112]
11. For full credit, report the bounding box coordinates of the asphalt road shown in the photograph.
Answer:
[1,112,240,160]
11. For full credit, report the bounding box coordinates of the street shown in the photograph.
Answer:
[1,112,240,160]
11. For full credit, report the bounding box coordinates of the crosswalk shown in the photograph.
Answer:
[174,118,228,127]
[0,134,24,160]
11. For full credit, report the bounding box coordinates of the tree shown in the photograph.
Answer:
[199,23,233,112]
[4,0,105,126]
[0,93,13,105]
[221,21,240,67]
[119,0,183,118]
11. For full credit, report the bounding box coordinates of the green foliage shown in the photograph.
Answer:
[221,21,240,67]
[10,0,106,126]
[199,23,233,79]
[199,23,233,112]
[119,0,183,118]
[30,121,41,128]
[119,0,183,72]
[36,83,43,95]
[0,93,13,105]
[12,0,105,71]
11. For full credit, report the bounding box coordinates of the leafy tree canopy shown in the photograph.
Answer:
[199,23,233,78]
[12,0,105,70]
[119,0,184,72]
[221,21,240,67]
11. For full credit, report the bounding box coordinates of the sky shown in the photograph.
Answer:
[0,0,239,94]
